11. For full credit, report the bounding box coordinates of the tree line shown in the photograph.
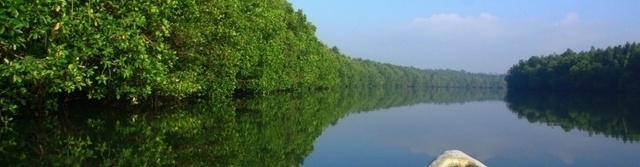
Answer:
[0,0,505,120]
[331,48,505,89]
[505,42,640,92]
[422,69,505,88]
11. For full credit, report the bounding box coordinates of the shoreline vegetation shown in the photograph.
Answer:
[0,1,504,119]
[505,42,640,92]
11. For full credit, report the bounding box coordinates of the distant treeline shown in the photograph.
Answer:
[422,69,505,88]
[0,0,505,116]
[337,54,506,89]
[505,42,640,92]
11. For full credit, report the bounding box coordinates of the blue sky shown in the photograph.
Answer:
[288,0,640,73]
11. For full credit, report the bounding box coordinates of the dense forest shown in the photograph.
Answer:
[333,50,506,89]
[422,69,505,88]
[0,0,504,119]
[505,42,640,92]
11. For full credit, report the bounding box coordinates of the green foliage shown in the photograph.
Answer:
[0,0,201,135]
[505,91,640,142]
[422,69,506,88]
[0,0,506,119]
[0,0,510,163]
[331,49,505,89]
[505,42,640,92]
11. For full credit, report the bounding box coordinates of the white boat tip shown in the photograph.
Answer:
[427,150,487,167]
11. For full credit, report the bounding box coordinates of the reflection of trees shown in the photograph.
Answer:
[0,100,239,166]
[0,88,505,166]
[344,88,505,113]
[227,88,506,166]
[505,91,640,143]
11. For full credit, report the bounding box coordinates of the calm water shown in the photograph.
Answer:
[304,91,640,167]
[1,88,639,166]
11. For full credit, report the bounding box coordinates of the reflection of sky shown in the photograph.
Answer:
[302,101,640,167]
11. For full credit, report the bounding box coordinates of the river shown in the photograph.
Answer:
[1,88,639,166]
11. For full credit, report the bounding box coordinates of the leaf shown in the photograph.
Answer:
[11,9,19,17]
[12,75,22,83]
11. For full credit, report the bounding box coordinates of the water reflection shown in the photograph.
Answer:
[6,88,640,166]
[0,100,239,166]
[504,91,640,142]
[0,88,504,166]
[303,90,640,167]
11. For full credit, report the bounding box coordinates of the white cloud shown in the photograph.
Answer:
[400,12,503,38]
[344,12,639,73]
[554,12,580,26]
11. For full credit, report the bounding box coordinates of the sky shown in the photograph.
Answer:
[287,0,640,73]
